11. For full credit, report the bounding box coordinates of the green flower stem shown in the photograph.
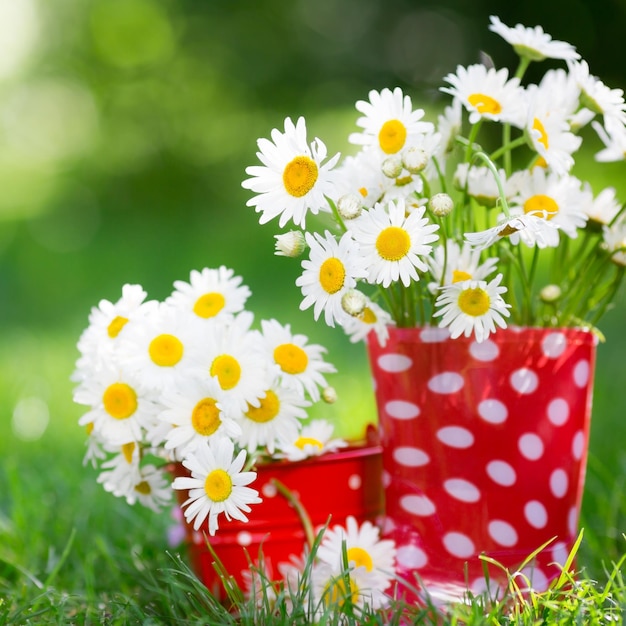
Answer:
[270,478,315,550]
[587,265,624,326]
[514,56,532,81]
[326,196,348,233]
[431,155,447,193]
[489,135,528,164]
[471,151,510,217]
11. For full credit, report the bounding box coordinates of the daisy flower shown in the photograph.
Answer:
[242,116,340,228]
[275,419,347,462]
[581,186,622,226]
[441,64,527,127]
[334,149,390,209]
[97,441,141,498]
[342,298,393,346]
[167,266,251,323]
[350,198,439,288]
[158,377,242,458]
[83,423,107,468]
[296,230,368,328]
[603,221,626,266]
[488,15,580,62]
[453,163,512,207]
[592,117,626,162]
[127,465,174,512]
[316,516,396,588]
[237,381,310,455]
[434,274,511,343]
[348,87,434,155]
[509,168,588,239]
[260,318,336,402]
[173,436,261,534]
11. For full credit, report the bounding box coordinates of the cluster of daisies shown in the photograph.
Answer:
[72,266,346,535]
[243,15,626,345]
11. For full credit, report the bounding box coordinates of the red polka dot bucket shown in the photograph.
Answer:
[367,325,597,602]
[172,443,384,600]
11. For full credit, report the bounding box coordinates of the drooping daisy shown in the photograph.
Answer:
[441,64,527,127]
[488,15,580,62]
[276,419,347,462]
[173,436,261,534]
[260,318,336,403]
[434,274,511,343]
[317,516,396,588]
[158,377,242,458]
[167,266,251,324]
[509,168,588,239]
[242,116,340,228]
[296,230,368,328]
[342,298,393,346]
[348,87,434,155]
[349,198,439,288]
[237,381,310,455]
[592,117,626,162]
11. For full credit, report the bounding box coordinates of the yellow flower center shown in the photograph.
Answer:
[121,442,135,463]
[467,93,502,115]
[107,315,128,338]
[102,383,138,420]
[294,436,323,450]
[204,469,232,502]
[191,398,222,436]
[134,481,151,495]
[283,155,319,197]
[148,334,183,367]
[524,194,558,220]
[347,546,374,571]
[376,226,410,261]
[319,257,346,294]
[358,187,368,198]
[532,118,549,150]
[86,423,94,436]
[452,269,472,283]
[324,576,359,608]
[245,390,280,423]
[193,292,225,318]
[458,287,491,317]
[210,355,241,390]
[274,343,308,375]
[361,307,377,324]
[378,119,407,154]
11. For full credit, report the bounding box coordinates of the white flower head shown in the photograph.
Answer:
[592,117,626,162]
[434,274,511,343]
[274,230,307,257]
[582,186,622,226]
[125,465,173,512]
[342,299,393,346]
[603,221,626,266]
[488,15,580,62]
[275,419,347,462]
[242,116,340,228]
[173,436,261,534]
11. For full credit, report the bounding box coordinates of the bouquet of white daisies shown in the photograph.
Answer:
[242,15,626,345]
[72,266,344,535]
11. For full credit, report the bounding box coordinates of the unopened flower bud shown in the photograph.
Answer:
[337,194,363,220]
[429,193,454,217]
[274,231,306,257]
[341,289,367,317]
[540,284,562,303]
[402,147,428,174]
[382,155,403,179]
[321,386,337,404]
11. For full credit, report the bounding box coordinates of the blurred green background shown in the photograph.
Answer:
[0,0,625,586]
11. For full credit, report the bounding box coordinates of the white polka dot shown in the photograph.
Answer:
[382,470,391,488]
[385,400,420,420]
[470,577,502,597]
[348,474,362,490]
[551,541,569,567]
[393,446,430,467]
[572,430,585,461]
[469,339,499,362]
[437,426,474,449]
[510,368,539,394]
[427,372,464,394]
[400,494,436,516]
[488,520,518,547]
[550,469,568,498]
[547,398,569,426]
[237,531,252,546]
[573,359,590,387]
[486,460,517,486]
[262,482,277,498]
[518,433,544,460]
[518,567,548,592]
[524,500,548,529]
[396,544,428,569]
[443,532,475,558]
[478,399,508,424]
[444,478,481,502]
[420,327,450,343]
[378,353,413,373]
[541,332,567,358]
[568,506,579,536]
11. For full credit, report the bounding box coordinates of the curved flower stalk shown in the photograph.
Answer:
[243,15,626,343]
